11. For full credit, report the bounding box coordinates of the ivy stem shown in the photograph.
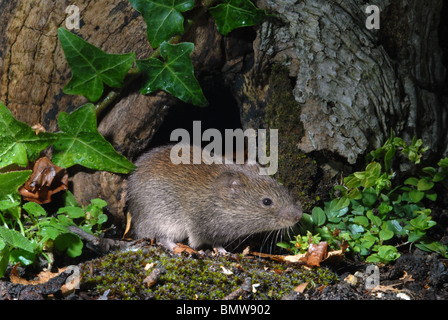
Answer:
[94,0,220,117]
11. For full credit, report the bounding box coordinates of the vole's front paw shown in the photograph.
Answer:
[213,246,229,255]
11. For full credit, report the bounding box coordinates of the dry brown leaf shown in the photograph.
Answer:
[306,241,328,267]
[143,268,162,288]
[10,263,63,286]
[19,156,68,204]
[31,123,46,135]
[294,282,309,293]
[122,211,133,239]
[173,243,199,255]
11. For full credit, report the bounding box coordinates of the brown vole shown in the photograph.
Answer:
[126,144,302,252]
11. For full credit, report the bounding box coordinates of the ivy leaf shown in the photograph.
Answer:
[0,171,32,201]
[137,41,208,107]
[58,28,135,102]
[0,102,57,168]
[209,0,267,36]
[52,104,136,174]
[128,0,194,48]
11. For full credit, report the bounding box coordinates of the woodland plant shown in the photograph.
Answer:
[0,0,268,276]
[279,134,448,263]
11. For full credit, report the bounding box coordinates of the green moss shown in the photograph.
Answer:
[80,246,337,300]
[265,64,318,211]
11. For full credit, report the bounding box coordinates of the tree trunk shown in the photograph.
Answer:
[227,0,447,207]
[1,0,446,225]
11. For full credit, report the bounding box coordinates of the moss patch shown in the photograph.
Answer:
[80,246,337,300]
[265,64,318,211]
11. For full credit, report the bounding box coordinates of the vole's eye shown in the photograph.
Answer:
[262,198,273,206]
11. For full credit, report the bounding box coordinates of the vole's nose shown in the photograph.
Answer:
[279,206,302,223]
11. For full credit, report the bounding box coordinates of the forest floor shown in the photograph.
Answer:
[1,236,447,300]
[1,197,447,301]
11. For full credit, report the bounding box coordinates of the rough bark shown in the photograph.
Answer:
[247,0,447,163]
[225,0,447,206]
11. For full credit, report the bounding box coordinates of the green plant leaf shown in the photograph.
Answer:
[408,189,424,203]
[57,206,86,219]
[209,0,267,36]
[0,102,57,168]
[415,240,448,257]
[58,28,135,102]
[311,207,326,226]
[22,202,47,218]
[362,187,377,207]
[384,145,396,171]
[137,41,208,107]
[417,178,434,191]
[0,245,9,277]
[0,170,32,201]
[404,177,419,186]
[128,0,194,48]
[54,233,83,258]
[366,210,381,227]
[52,104,136,173]
[379,229,394,241]
[0,226,35,253]
[344,175,361,189]
[366,245,400,263]
[0,200,20,211]
[353,216,369,227]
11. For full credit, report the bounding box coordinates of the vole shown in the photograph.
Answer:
[126,144,302,252]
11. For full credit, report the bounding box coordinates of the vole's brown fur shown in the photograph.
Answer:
[127,145,302,251]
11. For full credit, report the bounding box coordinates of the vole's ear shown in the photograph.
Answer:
[215,171,245,194]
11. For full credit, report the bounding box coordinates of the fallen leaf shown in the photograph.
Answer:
[19,156,68,204]
[220,266,234,275]
[143,268,162,288]
[399,271,415,283]
[122,211,133,239]
[294,282,309,293]
[306,241,328,267]
[10,263,65,286]
[31,123,46,135]
[173,243,199,255]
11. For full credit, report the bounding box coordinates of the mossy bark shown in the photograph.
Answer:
[230,0,447,206]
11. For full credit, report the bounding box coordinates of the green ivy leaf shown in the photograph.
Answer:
[52,104,136,173]
[128,0,194,48]
[0,102,57,168]
[0,171,32,201]
[209,0,267,36]
[137,41,208,107]
[58,28,135,102]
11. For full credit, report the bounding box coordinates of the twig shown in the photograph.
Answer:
[223,277,252,300]
[67,225,130,254]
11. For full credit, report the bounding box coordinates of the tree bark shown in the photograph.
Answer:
[226,0,447,206]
